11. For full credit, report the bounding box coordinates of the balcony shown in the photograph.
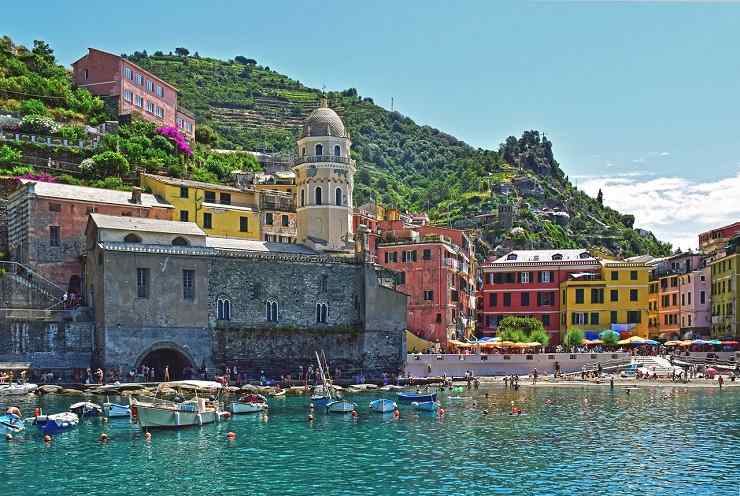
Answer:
[293,155,355,168]
[445,258,470,274]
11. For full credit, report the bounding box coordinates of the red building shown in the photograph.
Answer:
[72,48,195,139]
[479,249,600,345]
[698,222,740,255]
[353,208,477,346]
[6,180,173,295]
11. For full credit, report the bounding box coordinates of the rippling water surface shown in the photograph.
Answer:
[2,386,739,495]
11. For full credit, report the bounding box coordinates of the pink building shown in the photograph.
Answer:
[679,266,711,334]
[72,48,195,140]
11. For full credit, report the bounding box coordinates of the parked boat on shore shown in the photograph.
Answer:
[32,411,79,434]
[369,399,397,413]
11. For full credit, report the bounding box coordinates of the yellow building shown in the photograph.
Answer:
[560,260,650,338]
[648,280,660,338]
[141,173,261,240]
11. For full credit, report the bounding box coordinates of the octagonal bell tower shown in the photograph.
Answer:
[293,99,355,252]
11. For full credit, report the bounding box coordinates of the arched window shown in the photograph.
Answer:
[316,303,328,323]
[506,253,517,260]
[172,236,189,246]
[217,296,231,321]
[335,187,342,206]
[124,233,142,243]
[334,145,341,157]
[266,300,279,322]
[315,186,323,205]
[315,143,323,156]
[301,189,305,207]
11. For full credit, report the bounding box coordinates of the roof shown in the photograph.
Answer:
[301,101,347,139]
[206,237,318,255]
[494,249,595,263]
[89,213,205,236]
[22,180,173,209]
[141,173,242,193]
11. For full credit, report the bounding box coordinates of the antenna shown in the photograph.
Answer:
[391,97,394,112]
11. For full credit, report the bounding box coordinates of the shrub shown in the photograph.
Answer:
[55,174,81,185]
[57,125,86,141]
[19,114,58,134]
[89,151,130,177]
[152,134,175,153]
[528,328,550,347]
[0,145,22,165]
[190,167,218,183]
[0,165,34,176]
[89,176,127,190]
[167,163,185,178]
[564,328,585,347]
[195,124,218,145]
[20,98,49,116]
[156,126,192,156]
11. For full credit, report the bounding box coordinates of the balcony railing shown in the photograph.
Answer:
[293,155,356,167]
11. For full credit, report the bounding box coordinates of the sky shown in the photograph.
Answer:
[4,1,740,250]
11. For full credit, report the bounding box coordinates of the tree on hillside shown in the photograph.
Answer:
[234,55,256,65]
[175,47,189,57]
[597,188,603,205]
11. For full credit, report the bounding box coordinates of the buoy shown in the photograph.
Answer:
[5,433,13,441]
[34,407,41,417]
[483,409,489,415]
[438,408,446,416]
[222,411,232,419]
[309,403,315,410]
[226,431,236,440]
[351,409,358,418]
[101,417,108,423]
[308,414,314,421]
[144,432,152,441]
[99,433,109,442]
[43,434,52,443]
[393,409,400,419]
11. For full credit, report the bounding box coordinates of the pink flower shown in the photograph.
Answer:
[19,173,56,183]
[156,126,193,156]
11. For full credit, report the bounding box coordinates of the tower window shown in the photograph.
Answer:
[316,186,322,205]
[301,189,305,207]
[315,144,323,156]
[334,145,341,157]
[124,233,142,243]
[171,236,189,246]
[266,300,279,322]
[316,303,328,323]
[217,296,231,321]
[335,187,342,206]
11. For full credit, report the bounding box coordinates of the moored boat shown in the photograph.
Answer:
[398,391,437,403]
[369,399,397,413]
[412,401,440,412]
[102,402,131,418]
[230,394,268,414]
[69,401,103,418]
[0,412,25,433]
[326,399,357,413]
[32,411,79,434]
[0,383,38,396]
[133,380,224,429]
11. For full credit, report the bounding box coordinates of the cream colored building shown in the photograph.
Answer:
[293,100,355,252]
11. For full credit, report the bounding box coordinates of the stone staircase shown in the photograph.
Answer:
[632,356,676,377]
[0,261,65,310]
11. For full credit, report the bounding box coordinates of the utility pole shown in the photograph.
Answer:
[391,97,394,112]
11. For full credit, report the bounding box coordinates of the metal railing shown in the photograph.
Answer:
[293,155,355,167]
[0,261,66,309]
[0,131,99,150]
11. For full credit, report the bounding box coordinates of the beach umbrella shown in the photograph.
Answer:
[640,339,659,346]
[707,340,722,346]
[721,340,738,345]
[664,341,681,346]
[618,336,646,345]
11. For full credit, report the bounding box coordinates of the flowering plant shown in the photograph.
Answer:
[19,172,56,183]
[156,126,192,156]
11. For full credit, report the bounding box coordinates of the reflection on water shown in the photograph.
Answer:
[2,386,739,496]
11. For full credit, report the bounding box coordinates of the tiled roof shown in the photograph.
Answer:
[142,173,242,193]
[90,213,205,236]
[206,237,317,255]
[493,249,595,263]
[22,180,173,209]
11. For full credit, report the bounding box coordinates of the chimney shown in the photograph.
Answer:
[131,187,142,204]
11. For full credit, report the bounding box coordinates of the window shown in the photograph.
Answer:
[700,291,705,304]
[49,226,60,247]
[316,303,328,323]
[155,85,164,98]
[146,79,154,92]
[217,297,231,320]
[538,292,554,306]
[552,253,563,260]
[503,293,511,307]
[180,210,189,222]
[540,271,551,283]
[542,314,550,327]
[519,272,530,284]
[423,249,432,261]
[610,289,619,302]
[610,310,618,324]
[203,213,212,229]
[315,144,323,156]
[315,186,322,205]
[402,250,417,263]
[123,66,133,80]
[134,95,144,108]
[671,294,677,306]
[334,145,341,156]
[572,312,587,325]
[611,271,619,281]
[590,312,600,325]
[489,293,497,307]
[240,217,249,232]
[266,300,279,322]
[183,270,195,300]
[300,189,305,207]
[320,275,328,292]
[265,212,273,225]
[180,187,189,198]
[123,90,133,103]
[172,237,188,246]
[398,271,406,285]
[155,106,165,118]
[145,100,154,113]
[630,270,638,281]
[521,292,530,306]
[282,215,289,227]
[83,68,88,80]
[136,268,150,298]
[591,288,604,304]
[575,288,584,304]
[335,187,342,206]
[424,290,434,301]
[49,203,61,212]
[627,311,641,324]
[124,233,142,243]
[220,193,231,205]
[135,73,144,85]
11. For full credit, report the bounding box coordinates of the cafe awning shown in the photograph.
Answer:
[0,362,32,370]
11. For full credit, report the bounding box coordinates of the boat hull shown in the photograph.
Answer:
[369,399,397,413]
[103,403,131,418]
[136,405,219,428]
[412,401,440,412]
[33,412,79,434]
[0,414,25,433]
[0,383,38,396]
[229,402,268,414]
[326,400,357,413]
[398,392,437,403]
[311,395,331,407]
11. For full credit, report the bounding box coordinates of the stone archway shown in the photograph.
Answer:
[135,342,197,381]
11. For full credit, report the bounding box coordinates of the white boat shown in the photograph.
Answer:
[132,380,224,429]
[369,398,397,413]
[102,402,131,418]
[32,411,79,434]
[69,401,103,418]
[229,394,268,414]
[0,383,38,395]
[326,399,357,413]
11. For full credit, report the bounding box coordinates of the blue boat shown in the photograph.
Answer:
[103,402,131,418]
[32,412,79,434]
[369,399,397,413]
[397,391,437,403]
[0,413,25,433]
[412,401,440,412]
[69,401,103,418]
[326,399,357,413]
[311,395,332,407]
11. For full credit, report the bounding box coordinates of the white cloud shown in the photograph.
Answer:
[579,172,740,251]
[659,152,671,157]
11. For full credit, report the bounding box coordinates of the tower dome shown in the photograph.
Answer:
[301,99,347,139]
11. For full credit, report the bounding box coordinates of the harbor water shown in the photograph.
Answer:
[2,385,739,495]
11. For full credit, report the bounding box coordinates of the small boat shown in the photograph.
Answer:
[69,401,103,418]
[397,391,437,403]
[310,395,332,407]
[0,383,38,396]
[102,402,131,418]
[369,399,397,413]
[133,380,224,429]
[0,413,25,433]
[33,412,79,434]
[379,385,404,392]
[326,399,357,413]
[229,394,268,414]
[268,389,286,398]
[412,401,440,412]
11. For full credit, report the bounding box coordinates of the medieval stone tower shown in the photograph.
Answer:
[293,100,355,252]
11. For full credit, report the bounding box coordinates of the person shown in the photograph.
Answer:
[610,375,614,390]
[164,365,170,382]
[597,363,602,377]
[532,368,538,385]
[554,361,560,378]
[95,368,104,385]
[503,376,508,389]
[718,374,724,389]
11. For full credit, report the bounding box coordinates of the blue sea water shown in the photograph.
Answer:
[1,385,739,496]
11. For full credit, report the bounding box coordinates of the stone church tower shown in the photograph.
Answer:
[293,100,355,252]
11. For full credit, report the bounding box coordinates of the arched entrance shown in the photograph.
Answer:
[136,344,196,381]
